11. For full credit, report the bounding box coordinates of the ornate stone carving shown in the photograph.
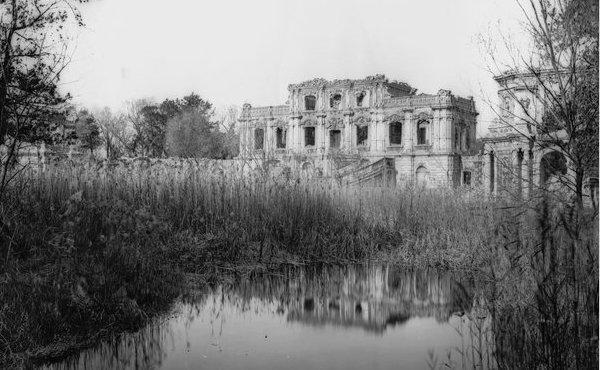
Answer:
[300,116,317,126]
[415,112,432,122]
[365,74,387,81]
[291,78,328,89]
[353,114,371,126]
[384,113,404,122]
[326,114,344,129]
[272,118,287,128]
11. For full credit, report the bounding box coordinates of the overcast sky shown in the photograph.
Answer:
[61,0,528,134]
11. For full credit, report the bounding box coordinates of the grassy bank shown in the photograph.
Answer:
[0,161,587,367]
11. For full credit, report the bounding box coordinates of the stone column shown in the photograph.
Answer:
[344,115,352,150]
[375,113,384,152]
[264,124,271,153]
[403,109,413,148]
[297,120,303,150]
[444,111,454,152]
[483,147,491,194]
[431,109,440,151]
[318,117,326,151]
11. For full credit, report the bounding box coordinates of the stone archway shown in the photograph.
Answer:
[540,150,567,185]
[416,165,428,187]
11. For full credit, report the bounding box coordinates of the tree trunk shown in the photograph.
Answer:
[575,168,584,207]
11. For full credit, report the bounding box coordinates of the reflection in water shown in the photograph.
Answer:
[43,265,494,370]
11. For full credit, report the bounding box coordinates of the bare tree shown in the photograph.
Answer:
[94,106,131,160]
[0,0,85,197]
[483,0,598,206]
[124,98,154,156]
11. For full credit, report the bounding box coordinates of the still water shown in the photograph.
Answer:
[45,265,494,370]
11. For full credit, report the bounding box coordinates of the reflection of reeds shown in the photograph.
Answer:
[42,316,173,370]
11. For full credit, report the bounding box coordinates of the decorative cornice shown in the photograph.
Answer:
[326,115,344,129]
[300,116,318,126]
[353,114,372,126]
[414,112,433,121]
[384,113,405,122]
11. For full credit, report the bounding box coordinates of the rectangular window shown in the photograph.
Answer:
[417,126,427,145]
[389,122,402,145]
[357,126,368,146]
[276,128,286,148]
[463,171,472,186]
[305,95,316,111]
[454,128,460,149]
[254,128,264,150]
[304,126,315,146]
[330,130,341,149]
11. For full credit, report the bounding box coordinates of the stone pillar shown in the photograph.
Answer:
[344,115,352,150]
[403,109,413,148]
[297,120,303,150]
[264,124,272,153]
[432,109,441,151]
[369,117,376,151]
[443,111,454,152]
[318,118,326,151]
[376,113,385,152]
[483,147,491,194]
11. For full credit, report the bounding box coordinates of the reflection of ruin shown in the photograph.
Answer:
[223,265,472,334]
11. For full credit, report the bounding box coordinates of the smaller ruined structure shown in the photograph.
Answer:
[482,70,598,201]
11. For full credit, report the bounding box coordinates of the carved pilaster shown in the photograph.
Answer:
[402,109,413,148]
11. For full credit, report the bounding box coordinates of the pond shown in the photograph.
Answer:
[43,265,495,370]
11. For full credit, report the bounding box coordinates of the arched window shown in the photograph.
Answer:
[540,151,567,184]
[356,92,366,107]
[254,128,264,150]
[416,166,428,186]
[330,94,342,109]
[454,127,460,149]
[304,95,316,111]
[463,171,472,186]
[389,121,402,145]
[417,121,428,145]
[276,127,286,149]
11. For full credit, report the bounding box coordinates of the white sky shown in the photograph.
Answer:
[60,0,528,134]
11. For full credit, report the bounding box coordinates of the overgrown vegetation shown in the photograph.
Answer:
[0,161,500,366]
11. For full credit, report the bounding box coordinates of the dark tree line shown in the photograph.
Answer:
[43,94,240,160]
[126,93,239,159]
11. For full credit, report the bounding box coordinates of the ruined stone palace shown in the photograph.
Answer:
[238,73,598,202]
[238,74,479,187]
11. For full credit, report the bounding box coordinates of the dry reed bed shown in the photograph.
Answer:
[18,162,499,265]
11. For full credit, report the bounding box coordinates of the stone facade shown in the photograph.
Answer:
[238,75,479,188]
